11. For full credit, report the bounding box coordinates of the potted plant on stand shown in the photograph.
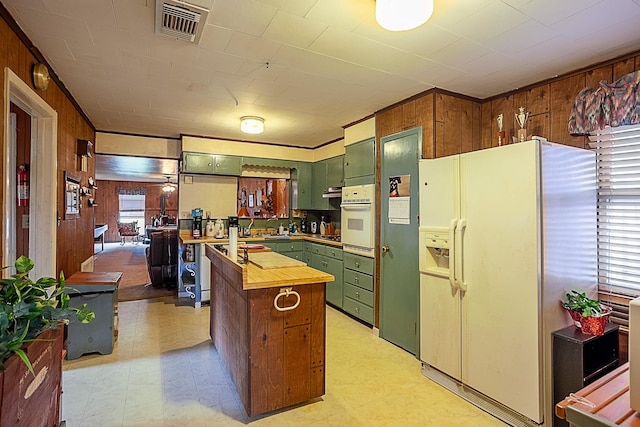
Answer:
[561,289,612,336]
[0,255,94,425]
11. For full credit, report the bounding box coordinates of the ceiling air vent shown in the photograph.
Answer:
[155,0,209,44]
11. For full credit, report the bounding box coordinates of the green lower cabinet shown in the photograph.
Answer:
[309,243,343,308]
[276,241,304,260]
[343,253,375,325]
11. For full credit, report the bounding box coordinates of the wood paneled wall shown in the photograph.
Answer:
[94,180,178,243]
[0,8,95,277]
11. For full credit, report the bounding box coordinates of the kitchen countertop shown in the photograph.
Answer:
[205,244,334,290]
[179,230,343,247]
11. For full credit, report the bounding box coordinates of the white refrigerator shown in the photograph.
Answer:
[418,140,596,426]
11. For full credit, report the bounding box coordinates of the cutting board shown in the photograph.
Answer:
[248,251,307,269]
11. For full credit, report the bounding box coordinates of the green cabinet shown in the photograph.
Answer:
[183,152,214,174]
[344,138,375,185]
[311,156,344,210]
[260,240,303,260]
[343,252,375,324]
[182,152,242,176]
[326,155,344,188]
[294,162,313,210]
[307,242,343,308]
[213,155,242,175]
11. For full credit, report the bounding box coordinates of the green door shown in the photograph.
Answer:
[380,127,421,355]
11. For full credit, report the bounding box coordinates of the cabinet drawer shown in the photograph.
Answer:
[311,243,326,256]
[325,246,342,260]
[343,283,373,307]
[343,253,374,275]
[304,241,313,252]
[343,297,374,324]
[277,241,304,253]
[343,269,373,291]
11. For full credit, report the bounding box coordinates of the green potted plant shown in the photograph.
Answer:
[561,289,612,336]
[0,255,94,374]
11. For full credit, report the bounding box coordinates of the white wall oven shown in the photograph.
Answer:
[341,184,375,258]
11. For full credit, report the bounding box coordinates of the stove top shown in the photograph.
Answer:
[319,235,341,242]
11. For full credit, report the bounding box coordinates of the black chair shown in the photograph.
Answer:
[145,229,178,288]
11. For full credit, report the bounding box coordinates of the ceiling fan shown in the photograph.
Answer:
[161,176,176,193]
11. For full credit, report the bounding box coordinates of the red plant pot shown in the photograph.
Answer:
[563,305,612,336]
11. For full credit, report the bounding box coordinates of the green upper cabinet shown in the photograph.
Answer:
[213,155,242,175]
[183,152,215,174]
[312,155,344,210]
[325,155,344,188]
[294,162,313,210]
[344,138,375,184]
[182,152,242,176]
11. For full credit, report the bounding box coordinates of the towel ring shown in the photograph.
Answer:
[274,287,300,312]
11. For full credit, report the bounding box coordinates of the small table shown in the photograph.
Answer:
[94,223,108,252]
[64,272,122,359]
[556,362,639,426]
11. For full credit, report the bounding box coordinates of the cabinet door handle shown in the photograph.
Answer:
[355,276,359,284]
[355,262,360,268]
[355,307,360,314]
[355,291,360,299]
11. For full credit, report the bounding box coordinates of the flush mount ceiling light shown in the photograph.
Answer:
[376,0,434,31]
[240,116,264,134]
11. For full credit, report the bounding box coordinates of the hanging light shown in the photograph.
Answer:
[376,0,433,31]
[162,177,175,193]
[240,116,264,134]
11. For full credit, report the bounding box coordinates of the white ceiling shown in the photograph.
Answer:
[3,0,640,148]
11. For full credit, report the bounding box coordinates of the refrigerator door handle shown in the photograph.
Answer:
[455,219,468,291]
[449,218,458,290]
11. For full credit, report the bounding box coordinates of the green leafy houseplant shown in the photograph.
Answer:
[0,256,95,374]
[561,290,610,317]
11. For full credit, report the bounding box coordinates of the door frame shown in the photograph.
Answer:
[3,67,58,278]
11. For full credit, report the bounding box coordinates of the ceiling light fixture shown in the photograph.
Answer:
[162,177,176,193]
[376,0,433,31]
[240,116,264,134]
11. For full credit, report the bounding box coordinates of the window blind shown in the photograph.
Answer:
[589,124,640,327]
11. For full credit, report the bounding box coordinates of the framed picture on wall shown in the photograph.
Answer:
[64,171,81,219]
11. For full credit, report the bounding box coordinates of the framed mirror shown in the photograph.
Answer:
[64,171,81,219]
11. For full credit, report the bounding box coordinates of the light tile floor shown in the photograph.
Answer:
[62,298,507,426]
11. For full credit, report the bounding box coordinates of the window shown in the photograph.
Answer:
[118,194,145,233]
[589,124,640,326]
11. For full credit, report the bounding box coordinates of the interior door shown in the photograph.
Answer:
[380,128,421,355]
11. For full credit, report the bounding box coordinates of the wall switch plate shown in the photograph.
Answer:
[184,176,193,184]
[22,214,29,229]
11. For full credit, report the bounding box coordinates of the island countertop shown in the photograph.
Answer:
[205,243,334,290]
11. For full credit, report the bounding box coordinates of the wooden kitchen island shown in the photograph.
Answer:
[205,244,334,417]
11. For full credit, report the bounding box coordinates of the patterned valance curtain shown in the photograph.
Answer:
[116,186,147,195]
[569,71,640,136]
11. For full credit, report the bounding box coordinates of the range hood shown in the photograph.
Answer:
[322,187,343,199]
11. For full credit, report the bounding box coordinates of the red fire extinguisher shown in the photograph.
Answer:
[17,164,29,207]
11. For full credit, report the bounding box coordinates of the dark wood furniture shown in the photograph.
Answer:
[206,245,333,417]
[64,272,122,360]
[553,324,620,427]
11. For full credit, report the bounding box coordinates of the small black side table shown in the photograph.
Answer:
[552,322,619,427]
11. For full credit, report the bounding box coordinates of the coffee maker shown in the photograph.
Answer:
[192,208,203,239]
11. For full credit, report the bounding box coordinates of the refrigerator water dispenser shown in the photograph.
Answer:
[419,227,450,276]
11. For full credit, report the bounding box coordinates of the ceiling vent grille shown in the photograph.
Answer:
[155,0,209,44]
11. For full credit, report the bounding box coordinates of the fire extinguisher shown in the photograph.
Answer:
[17,164,29,207]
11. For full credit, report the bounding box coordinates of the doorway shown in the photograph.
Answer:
[379,127,422,355]
[3,68,58,278]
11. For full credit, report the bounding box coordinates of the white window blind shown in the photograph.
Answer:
[589,124,640,308]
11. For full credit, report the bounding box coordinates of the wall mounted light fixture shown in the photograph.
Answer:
[376,0,433,31]
[240,116,264,134]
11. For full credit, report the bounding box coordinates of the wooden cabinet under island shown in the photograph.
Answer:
[205,244,334,417]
